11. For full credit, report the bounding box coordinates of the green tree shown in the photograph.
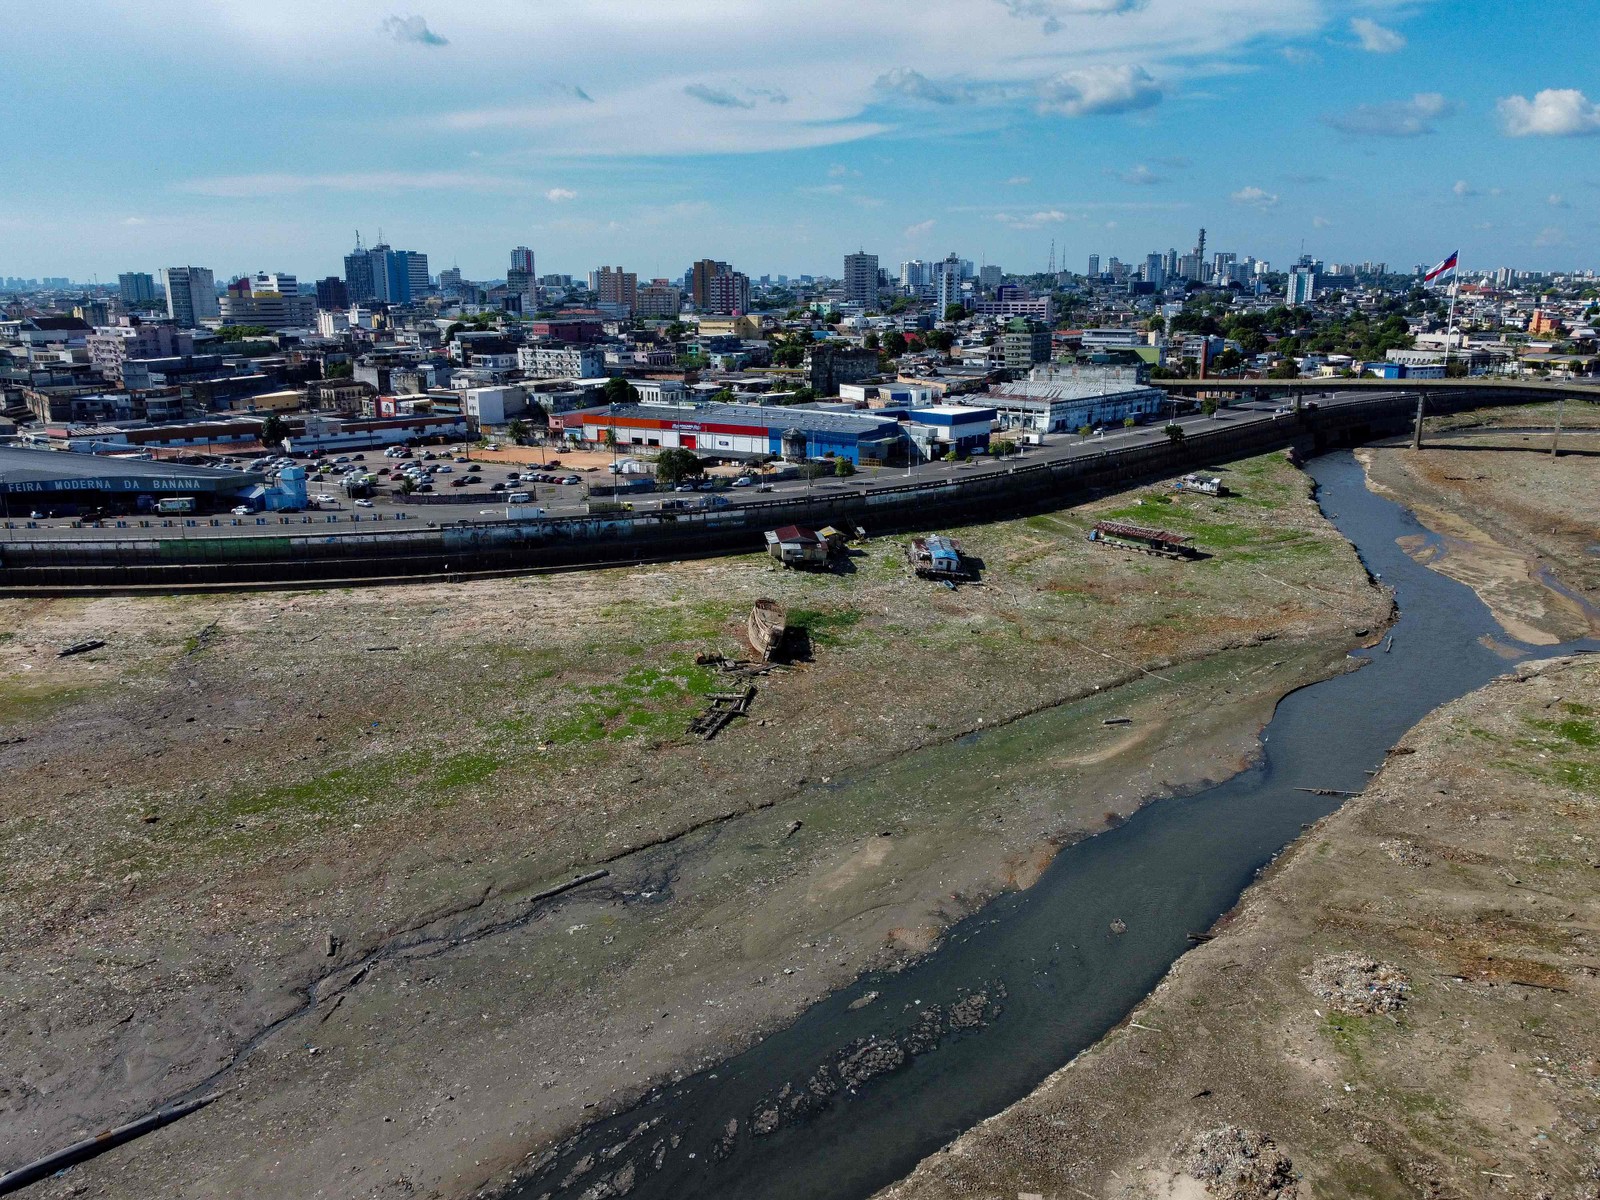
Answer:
[1164,423,1185,444]
[1078,424,1093,441]
[863,331,880,350]
[258,413,288,447]
[603,376,640,405]
[397,475,417,494]
[884,331,908,356]
[925,329,955,353]
[944,303,967,322]
[506,418,529,445]
[834,457,856,477]
[991,438,1017,457]
[788,386,817,405]
[1122,416,1136,429]
[1268,358,1300,380]
[1147,315,1166,333]
[324,362,353,379]
[1200,398,1219,418]
[710,387,735,404]
[655,448,703,485]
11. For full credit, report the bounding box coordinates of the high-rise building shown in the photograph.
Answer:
[438,267,464,294]
[978,264,1003,290]
[344,239,427,304]
[900,259,927,289]
[252,272,298,298]
[118,272,157,306]
[507,268,536,301]
[1086,255,1100,278]
[593,265,638,311]
[690,259,748,314]
[219,277,294,327]
[1142,253,1165,286]
[706,271,750,316]
[843,250,878,307]
[690,259,730,309]
[934,253,963,314]
[510,246,536,276]
[315,276,349,309]
[1285,268,1316,306]
[159,266,219,327]
[635,281,683,319]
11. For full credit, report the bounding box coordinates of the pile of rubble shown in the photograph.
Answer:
[1180,1125,1300,1199]
[1303,952,1411,1014]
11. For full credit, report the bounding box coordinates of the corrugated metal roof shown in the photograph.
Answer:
[0,446,259,486]
[595,402,900,437]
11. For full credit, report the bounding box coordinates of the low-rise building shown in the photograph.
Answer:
[985,364,1166,435]
[518,344,607,379]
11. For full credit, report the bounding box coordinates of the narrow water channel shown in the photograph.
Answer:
[504,450,1596,1200]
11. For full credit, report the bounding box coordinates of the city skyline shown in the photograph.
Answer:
[3,0,1597,281]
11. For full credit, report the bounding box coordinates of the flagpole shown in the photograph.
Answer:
[1442,258,1461,377]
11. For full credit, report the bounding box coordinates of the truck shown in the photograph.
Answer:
[155,496,197,515]
[505,504,548,520]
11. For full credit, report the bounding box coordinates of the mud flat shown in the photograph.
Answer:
[873,442,1600,1200]
[0,450,1387,1199]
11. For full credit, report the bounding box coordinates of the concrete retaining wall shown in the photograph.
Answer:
[0,391,1476,592]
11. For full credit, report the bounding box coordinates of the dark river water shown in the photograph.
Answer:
[504,450,1596,1200]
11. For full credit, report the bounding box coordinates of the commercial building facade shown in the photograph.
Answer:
[577,402,903,464]
[843,251,878,308]
[517,344,607,378]
[159,266,219,328]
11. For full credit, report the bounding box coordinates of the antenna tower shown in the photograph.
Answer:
[1048,239,1056,275]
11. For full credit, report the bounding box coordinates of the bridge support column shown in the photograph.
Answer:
[1411,391,1425,450]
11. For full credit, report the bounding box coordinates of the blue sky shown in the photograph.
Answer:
[2,0,1595,283]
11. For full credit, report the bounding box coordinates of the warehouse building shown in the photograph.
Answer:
[0,445,267,515]
[986,364,1166,435]
[577,402,904,464]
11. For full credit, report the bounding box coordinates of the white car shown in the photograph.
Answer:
[355,498,375,508]
[231,505,253,516]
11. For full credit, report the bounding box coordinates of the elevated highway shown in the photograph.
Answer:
[1157,376,1600,404]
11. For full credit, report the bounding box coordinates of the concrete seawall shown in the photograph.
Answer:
[0,391,1465,593]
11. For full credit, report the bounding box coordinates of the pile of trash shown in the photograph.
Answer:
[1303,952,1411,1014]
[1180,1125,1300,1199]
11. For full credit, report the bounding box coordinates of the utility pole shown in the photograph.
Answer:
[1411,390,1425,450]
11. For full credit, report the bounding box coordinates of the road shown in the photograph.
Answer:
[0,392,1383,542]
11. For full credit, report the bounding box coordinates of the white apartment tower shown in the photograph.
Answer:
[843,250,878,308]
[159,266,219,327]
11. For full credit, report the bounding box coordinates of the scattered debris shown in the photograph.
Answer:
[1110,918,1128,935]
[1294,786,1360,797]
[58,639,106,658]
[688,687,755,740]
[783,820,803,840]
[1303,952,1410,1015]
[364,645,401,653]
[847,990,880,1011]
[1102,716,1133,726]
[1175,473,1228,497]
[1180,1125,1299,1199]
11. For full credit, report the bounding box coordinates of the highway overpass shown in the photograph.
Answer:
[1156,377,1600,404]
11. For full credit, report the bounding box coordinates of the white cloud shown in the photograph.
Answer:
[1349,17,1405,53]
[1547,193,1569,208]
[380,14,447,47]
[545,187,578,202]
[1005,175,1032,186]
[1230,186,1279,209]
[121,216,148,226]
[1312,215,1332,228]
[1116,164,1162,185]
[996,209,1071,228]
[873,67,972,105]
[902,219,936,240]
[1037,64,1161,116]
[1322,92,1454,138]
[1452,179,1477,198]
[179,170,524,197]
[1497,89,1600,137]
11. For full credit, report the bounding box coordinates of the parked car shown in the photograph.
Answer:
[450,477,468,487]
[467,464,482,473]
[489,481,506,491]
[561,475,580,485]
[231,505,253,516]
[731,477,753,488]
[674,483,696,492]
[355,498,374,508]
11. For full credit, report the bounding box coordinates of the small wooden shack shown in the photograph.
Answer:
[907,534,970,580]
[765,525,829,568]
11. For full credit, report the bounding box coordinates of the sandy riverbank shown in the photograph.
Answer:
[0,449,1389,1199]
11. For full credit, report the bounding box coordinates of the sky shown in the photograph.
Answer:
[1,0,1596,284]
